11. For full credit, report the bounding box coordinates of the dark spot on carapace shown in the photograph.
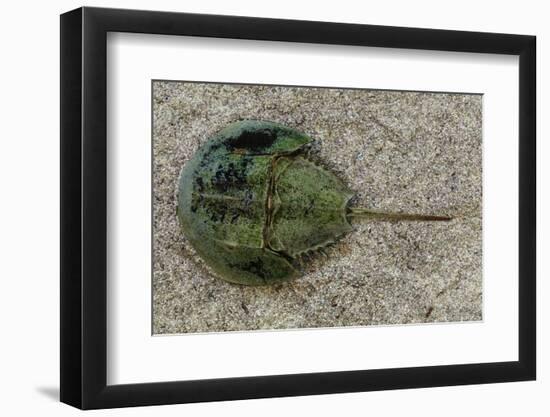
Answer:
[211,160,251,192]
[190,170,208,213]
[304,198,315,215]
[226,129,278,151]
[195,177,205,192]
[209,207,226,223]
[240,258,268,280]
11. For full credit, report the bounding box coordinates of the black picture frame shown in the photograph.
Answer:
[60,6,536,410]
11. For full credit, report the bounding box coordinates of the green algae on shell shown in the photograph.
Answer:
[177,120,450,285]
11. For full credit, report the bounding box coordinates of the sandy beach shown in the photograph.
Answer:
[152,81,482,334]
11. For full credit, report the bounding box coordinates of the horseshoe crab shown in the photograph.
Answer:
[177,120,450,285]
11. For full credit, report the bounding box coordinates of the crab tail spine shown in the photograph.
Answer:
[348,208,452,222]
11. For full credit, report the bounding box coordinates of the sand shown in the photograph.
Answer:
[152,81,482,334]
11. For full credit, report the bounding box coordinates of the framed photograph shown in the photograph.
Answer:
[60,6,536,409]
